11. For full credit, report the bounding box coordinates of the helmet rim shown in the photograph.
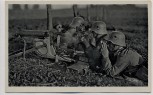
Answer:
[107,31,126,47]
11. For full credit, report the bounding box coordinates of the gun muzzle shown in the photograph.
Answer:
[16,30,50,38]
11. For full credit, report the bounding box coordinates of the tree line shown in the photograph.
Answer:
[12,4,40,10]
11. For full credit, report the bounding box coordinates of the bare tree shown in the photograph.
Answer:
[73,4,78,17]
[24,4,29,10]
[87,5,90,21]
[33,4,39,10]
[95,5,98,20]
[46,5,53,30]
[12,4,21,10]
[101,5,106,22]
[90,4,95,8]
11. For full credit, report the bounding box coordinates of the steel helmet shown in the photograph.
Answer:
[69,17,85,28]
[91,21,107,35]
[107,31,126,47]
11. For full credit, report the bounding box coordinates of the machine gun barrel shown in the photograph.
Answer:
[16,30,50,38]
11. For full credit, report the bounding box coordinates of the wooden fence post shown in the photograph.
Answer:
[47,4,53,30]
[87,5,90,21]
[73,4,78,17]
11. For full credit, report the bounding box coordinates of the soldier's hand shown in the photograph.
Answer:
[100,41,109,58]
[80,37,90,48]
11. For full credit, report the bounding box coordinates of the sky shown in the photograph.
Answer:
[9,5,86,10]
[9,4,147,10]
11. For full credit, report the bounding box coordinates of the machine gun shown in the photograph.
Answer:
[9,30,74,62]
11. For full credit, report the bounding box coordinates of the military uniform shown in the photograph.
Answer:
[102,48,144,76]
[83,21,108,72]
[60,29,79,49]
[85,38,104,72]
[101,31,148,82]
[60,17,85,49]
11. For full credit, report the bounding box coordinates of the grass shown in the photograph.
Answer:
[9,57,147,86]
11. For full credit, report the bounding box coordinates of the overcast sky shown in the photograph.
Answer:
[9,5,86,10]
[9,4,147,10]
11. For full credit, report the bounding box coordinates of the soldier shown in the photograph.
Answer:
[52,23,63,40]
[48,23,63,46]
[54,23,63,33]
[100,31,148,82]
[60,17,85,49]
[81,21,108,72]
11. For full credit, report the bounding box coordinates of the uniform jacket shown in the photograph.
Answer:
[84,35,107,72]
[102,47,144,77]
[60,28,79,49]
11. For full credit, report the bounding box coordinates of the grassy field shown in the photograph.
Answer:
[8,19,148,87]
[8,5,148,86]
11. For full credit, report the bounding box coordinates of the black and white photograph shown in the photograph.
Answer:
[6,0,151,92]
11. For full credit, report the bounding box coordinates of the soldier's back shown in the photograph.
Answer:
[117,48,143,67]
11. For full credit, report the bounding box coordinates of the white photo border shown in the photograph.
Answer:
[5,0,152,92]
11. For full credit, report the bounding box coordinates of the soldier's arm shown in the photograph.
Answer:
[85,46,100,70]
[80,35,92,56]
[84,46,93,57]
[102,56,130,77]
[60,32,70,49]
